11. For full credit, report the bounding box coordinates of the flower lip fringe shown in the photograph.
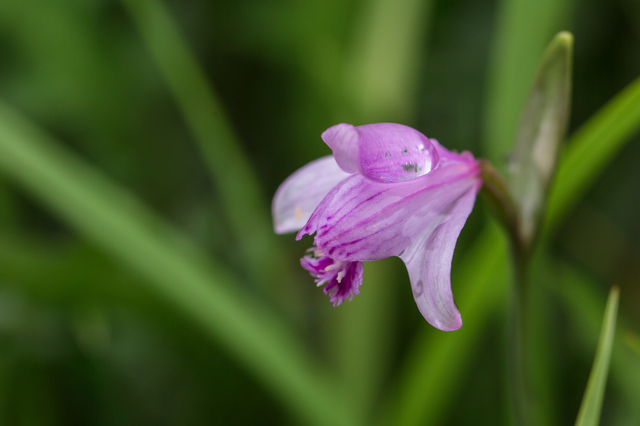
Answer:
[300,246,364,307]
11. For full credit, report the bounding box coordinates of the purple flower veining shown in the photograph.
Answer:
[272,123,482,331]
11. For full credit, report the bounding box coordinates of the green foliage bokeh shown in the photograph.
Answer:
[0,0,639,425]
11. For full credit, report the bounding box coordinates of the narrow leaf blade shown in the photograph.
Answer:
[575,286,620,426]
[556,266,640,425]
[546,74,640,233]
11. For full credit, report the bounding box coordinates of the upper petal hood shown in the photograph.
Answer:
[272,156,351,234]
[322,123,440,183]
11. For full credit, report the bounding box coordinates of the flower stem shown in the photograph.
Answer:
[507,250,533,426]
[479,160,519,240]
[479,160,535,426]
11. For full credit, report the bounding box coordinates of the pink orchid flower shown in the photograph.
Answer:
[272,123,482,331]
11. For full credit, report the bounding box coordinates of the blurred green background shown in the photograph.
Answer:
[0,0,639,425]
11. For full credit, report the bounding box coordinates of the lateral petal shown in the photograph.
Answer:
[399,187,479,331]
[272,156,351,234]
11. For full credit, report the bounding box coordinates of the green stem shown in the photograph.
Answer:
[479,160,534,425]
[479,160,519,241]
[507,250,532,426]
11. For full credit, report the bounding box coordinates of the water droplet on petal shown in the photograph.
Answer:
[356,123,439,183]
[413,280,424,297]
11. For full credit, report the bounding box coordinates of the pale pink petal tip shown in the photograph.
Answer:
[272,156,350,234]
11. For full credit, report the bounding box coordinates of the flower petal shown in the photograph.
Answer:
[322,123,440,183]
[272,156,351,234]
[298,159,480,262]
[430,138,475,165]
[399,187,479,331]
[321,124,360,174]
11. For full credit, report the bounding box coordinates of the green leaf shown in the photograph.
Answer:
[546,73,640,234]
[574,287,619,426]
[0,100,353,426]
[509,32,573,246]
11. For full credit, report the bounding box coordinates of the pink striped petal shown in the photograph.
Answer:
[400,187,479,331]
[297,159,480,263]
[272,156,351,234]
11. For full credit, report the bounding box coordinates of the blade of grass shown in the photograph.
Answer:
[0,233,153,307]
[484,0,571,167]
[0,100,353,426]
[119,0,284,286]
[546,74,640,234]
[556,266,640,425]
[574,286,619,426]
[384,72,640,425]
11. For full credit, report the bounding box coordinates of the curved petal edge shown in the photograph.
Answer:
[272,156,351,234]
[399,185,480,331]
